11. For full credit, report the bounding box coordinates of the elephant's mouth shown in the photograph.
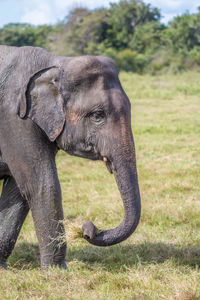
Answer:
[64,142,113,174]
[103,157,113,174]
[65,143,99,160]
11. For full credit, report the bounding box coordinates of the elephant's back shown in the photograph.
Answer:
[0,46,19,102]
[0,45,18,78]
[0,45,17,64]
[0,45,10,62]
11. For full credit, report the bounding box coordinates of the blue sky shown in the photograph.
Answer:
[0,0,199,28]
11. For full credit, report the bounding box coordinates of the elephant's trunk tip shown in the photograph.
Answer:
[82,221,97,240]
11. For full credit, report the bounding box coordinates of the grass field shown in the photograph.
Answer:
[0,71,200,299]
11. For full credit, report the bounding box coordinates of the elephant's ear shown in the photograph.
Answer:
[19,67,65,142]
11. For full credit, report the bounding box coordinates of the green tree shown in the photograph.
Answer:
[0,23,53,48]
[105,0,161,49]
[165,12,200,52]
[129,22,165,54]
[50,8,110,56]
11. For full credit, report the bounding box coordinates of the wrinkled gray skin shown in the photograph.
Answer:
[0,45,141,269]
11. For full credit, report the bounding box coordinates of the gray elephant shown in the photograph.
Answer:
[0,45,141,269]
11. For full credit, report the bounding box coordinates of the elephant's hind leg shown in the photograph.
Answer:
[0,177,29,268]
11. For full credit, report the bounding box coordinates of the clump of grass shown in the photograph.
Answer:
[63,218,83,240]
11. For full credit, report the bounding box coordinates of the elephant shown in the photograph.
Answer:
[0,45,141,269]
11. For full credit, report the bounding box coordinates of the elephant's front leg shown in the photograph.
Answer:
[28,172,67,269]
[0,116,67,269]
[1,148,67,269]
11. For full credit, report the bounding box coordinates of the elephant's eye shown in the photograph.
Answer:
[89,110,105,123]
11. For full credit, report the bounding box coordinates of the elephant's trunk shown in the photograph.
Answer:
[82,124,141,246]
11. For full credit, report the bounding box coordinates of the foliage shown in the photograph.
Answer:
[0,71,200,298]
[165,11,200,52]
[106,0,161,49]
[114,49,147,72]
[129,22,166,54]
[0,23,53,48]
[0,0,200,73]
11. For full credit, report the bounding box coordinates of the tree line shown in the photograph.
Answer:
[0,0,200,74]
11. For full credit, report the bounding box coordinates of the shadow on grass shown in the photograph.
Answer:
[8,241,200,270]
[67,242,200,271]
[8,242,40,270]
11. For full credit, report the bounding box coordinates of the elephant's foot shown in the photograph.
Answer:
[58,260,68,270]
[0,261,8,270]
[41,260,67,270]
[40,241,67,270]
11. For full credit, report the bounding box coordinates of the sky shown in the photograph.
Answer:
[0,0,199,28]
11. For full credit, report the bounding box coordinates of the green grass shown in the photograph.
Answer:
[0,71,200,299]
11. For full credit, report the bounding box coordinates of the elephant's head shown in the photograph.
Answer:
[19,54,141,247]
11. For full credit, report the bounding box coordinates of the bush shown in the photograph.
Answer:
[115,49,147,73]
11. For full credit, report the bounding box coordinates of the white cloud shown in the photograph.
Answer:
[19,0,119,26]
[53,0,69,10]
[145,0,200,23]
[20,0,53,25]
[21,10,50,25]
[161,12,177,24]
[15,0,200,26]
[147,0,183,11]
